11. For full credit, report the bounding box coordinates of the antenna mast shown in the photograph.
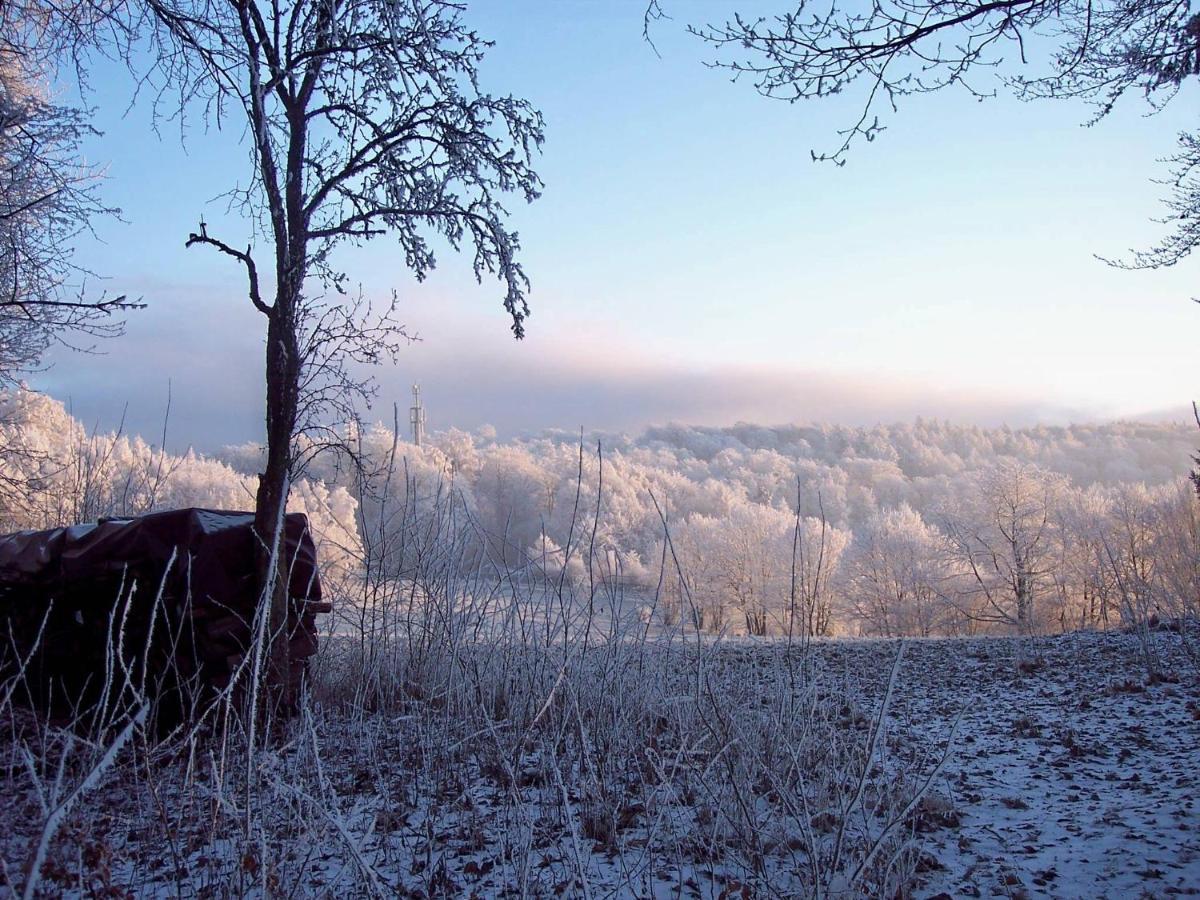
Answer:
[409,383,426,447]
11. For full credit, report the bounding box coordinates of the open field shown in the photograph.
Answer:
[1,627,1196,898]
[865,632,1200,899]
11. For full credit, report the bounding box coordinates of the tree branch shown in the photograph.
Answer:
[185,223,271,315]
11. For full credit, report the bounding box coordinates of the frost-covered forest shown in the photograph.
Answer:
[6,387,1198,640]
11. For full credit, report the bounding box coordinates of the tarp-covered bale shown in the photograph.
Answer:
[0,508,330,727]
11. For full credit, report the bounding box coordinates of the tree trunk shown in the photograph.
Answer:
[253,300,302,714]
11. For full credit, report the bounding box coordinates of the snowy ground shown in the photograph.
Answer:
[887,632,1200,899]
[2,629,1197,898]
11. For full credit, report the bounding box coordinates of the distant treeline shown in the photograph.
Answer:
[3,388,1196,637]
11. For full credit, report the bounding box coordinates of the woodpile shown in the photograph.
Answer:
[0,508,330,728]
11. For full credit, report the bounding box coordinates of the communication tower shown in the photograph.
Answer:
[409,383,426,447]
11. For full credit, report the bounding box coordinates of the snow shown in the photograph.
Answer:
[894,632,1200,898]
[2,629,1197,897]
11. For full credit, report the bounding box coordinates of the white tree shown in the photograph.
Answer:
[842,505,952,637]
[0,2,134,382]
[1148,481,1200,624]
[942,461,1067,634]
[658,514,736,632]
[787,507,851,638]
[1053,485,1120,632]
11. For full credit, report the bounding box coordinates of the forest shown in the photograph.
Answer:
[5,386,1197,642]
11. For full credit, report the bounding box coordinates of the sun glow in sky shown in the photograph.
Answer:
[35,0,1199,450]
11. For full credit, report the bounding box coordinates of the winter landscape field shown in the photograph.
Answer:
[4,0,1200,896]
[1,391,1199,897]
[3,619,1197,898]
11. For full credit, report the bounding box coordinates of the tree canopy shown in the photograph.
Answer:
[0,1,135,383]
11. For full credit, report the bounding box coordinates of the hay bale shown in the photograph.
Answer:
[0,508,329,727]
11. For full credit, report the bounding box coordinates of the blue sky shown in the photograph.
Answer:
[35,0,1199,450]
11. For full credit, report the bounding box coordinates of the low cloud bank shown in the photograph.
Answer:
[31,276,1185,450]
[36,336,1111,452]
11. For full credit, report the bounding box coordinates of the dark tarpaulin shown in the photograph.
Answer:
[0,508,330,725]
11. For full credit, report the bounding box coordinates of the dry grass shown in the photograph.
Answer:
[2,462,1192,898]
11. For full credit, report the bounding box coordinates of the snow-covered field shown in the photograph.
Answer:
[2,629,1197,898]
[864,633,1200,899]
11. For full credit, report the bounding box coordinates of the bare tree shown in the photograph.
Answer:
[841,505,955,637]
[788,494,849,638]
[138,0,543,696]
[680,0,1199,264]
[942,461,1066,634]
[1150,480,1200,624]
[0,2,135,383]
[1054,486,1120,631]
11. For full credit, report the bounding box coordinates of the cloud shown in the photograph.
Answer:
[32,292,1098,453]
[378,349,1086,440]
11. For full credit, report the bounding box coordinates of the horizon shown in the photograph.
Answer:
[17,378,1195,458]
[30,359,1197,455]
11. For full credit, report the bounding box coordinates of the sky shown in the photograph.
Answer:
[32,0,1200,451]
